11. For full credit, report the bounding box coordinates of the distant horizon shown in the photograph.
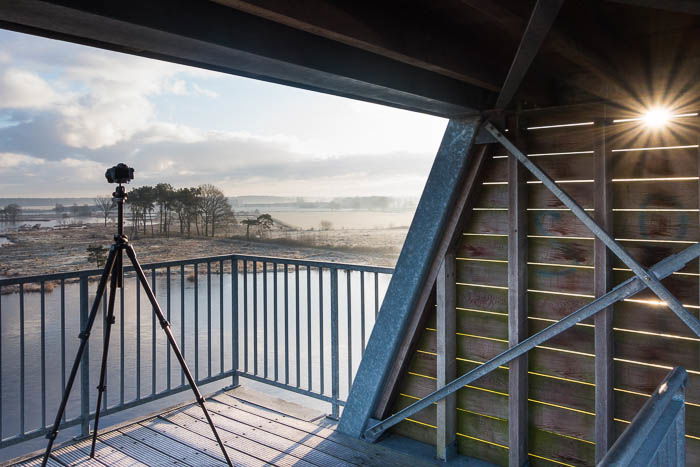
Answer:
[0,29,446,198]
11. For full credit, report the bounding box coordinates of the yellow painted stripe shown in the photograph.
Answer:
[528,453,577,467]
[456,432,508,449]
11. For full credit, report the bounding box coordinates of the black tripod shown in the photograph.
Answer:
[42,183,233,466]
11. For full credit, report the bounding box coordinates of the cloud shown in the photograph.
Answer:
[192,83,218,98]
[0,69,60,109]
[0,152,45,168]
[0,29,441,198]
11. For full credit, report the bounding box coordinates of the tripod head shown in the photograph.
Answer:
[112,184,127,203]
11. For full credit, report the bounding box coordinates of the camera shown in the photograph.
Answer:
[105,163,134,184]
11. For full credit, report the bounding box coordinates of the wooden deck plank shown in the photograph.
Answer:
[125,421,224,466]
[164,410,318,467]
[190,402,357,467]
[141,416,264,467]
[206,400,371,465]
[16,457,65,466]
[214,393,435,467]
[11,393,442,467]
[64,436,148,467]
[100,428,191,466]
[171,409,321,467]
[49,442,108,467]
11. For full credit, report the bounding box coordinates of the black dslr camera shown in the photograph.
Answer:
[105,163,134,184]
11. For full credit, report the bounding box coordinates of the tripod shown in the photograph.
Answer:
[42,183,233,467]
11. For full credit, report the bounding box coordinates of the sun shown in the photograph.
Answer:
[642,107,672,128]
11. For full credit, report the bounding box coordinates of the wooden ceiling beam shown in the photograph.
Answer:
[0,0,496,117]
[496,0,564,109]
[460,0,634,99]
[211,0,502,91]
[607,0,700,15]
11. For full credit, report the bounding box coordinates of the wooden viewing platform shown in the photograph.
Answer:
[9,389,437,467]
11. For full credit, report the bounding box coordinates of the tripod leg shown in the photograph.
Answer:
[90,251,121,457]
[42,247,118,467]
[124,244,234,467]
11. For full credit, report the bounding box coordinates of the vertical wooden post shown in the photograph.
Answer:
[508,116,528,466]
[594,108,614,461]
[436,253,456,461]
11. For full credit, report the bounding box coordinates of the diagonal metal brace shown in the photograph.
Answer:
[484,121,700,337]
[363,242,700,441]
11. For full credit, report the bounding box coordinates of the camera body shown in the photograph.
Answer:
[105,163,134,184]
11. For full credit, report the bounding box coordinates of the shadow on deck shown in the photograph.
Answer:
[9,388,441,467]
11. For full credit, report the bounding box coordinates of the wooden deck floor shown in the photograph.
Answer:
[13,390,434,467]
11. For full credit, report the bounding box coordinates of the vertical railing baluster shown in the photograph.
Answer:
[295,265,301,387]
[319,268,324,395]
[120,275,125,405]
[152,268,157,395]
[79,276,89,437]
[180,264,185,387]
[166,266,171,391]
[19,283,25,435]
[263,262,268,378]
[274,262,279,381]
[346,271,352,393]
[61,279,66,403]
[243,260,248,373]
[136,273,141,399]
[360,271,366,355]
[253,261,258,376]
[284,264,289,384]
[41,281,46,428]
[0,285,2,439]
[207,261,212,379]
[307,266,312,390]
[219,260,224,376]
[232,257,239,387]
[194,263,199,382]
[330,269,340,419]
[374,272,379,317]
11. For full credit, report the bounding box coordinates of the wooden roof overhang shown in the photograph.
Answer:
[1,1,699,117]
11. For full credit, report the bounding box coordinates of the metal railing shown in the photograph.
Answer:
[599,367,687,466]
[0,253,393,450]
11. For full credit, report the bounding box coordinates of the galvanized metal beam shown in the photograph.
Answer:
[484,122,700,337]
[338,117,483,438]
[599,367,688,466]
[593,113,615,461]
[436,254,457,461]
[495,0,564,109]
[507,116,529,466]
[369,138,490,423]
[362,242,700,440]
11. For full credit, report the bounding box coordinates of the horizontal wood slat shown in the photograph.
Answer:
[465,209,699,241]
[392,105,699,466]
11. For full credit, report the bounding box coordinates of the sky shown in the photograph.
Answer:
[0,29,448,198]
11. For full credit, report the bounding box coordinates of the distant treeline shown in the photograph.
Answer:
[93,183,235,238]
[234,196,417,210]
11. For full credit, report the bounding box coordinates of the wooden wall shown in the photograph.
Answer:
[390,104,700,466]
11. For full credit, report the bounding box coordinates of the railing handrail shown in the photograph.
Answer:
[0,253,394,286]
[0,250,394,453]
[599,367,687,466]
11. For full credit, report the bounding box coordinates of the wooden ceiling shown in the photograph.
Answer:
[0,0,698,117]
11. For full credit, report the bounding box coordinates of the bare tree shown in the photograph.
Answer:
[199,184,234,237]
[2,204,21,223]
[94,196,114,226]
[241,218,258,240]
[257,214,274,237]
